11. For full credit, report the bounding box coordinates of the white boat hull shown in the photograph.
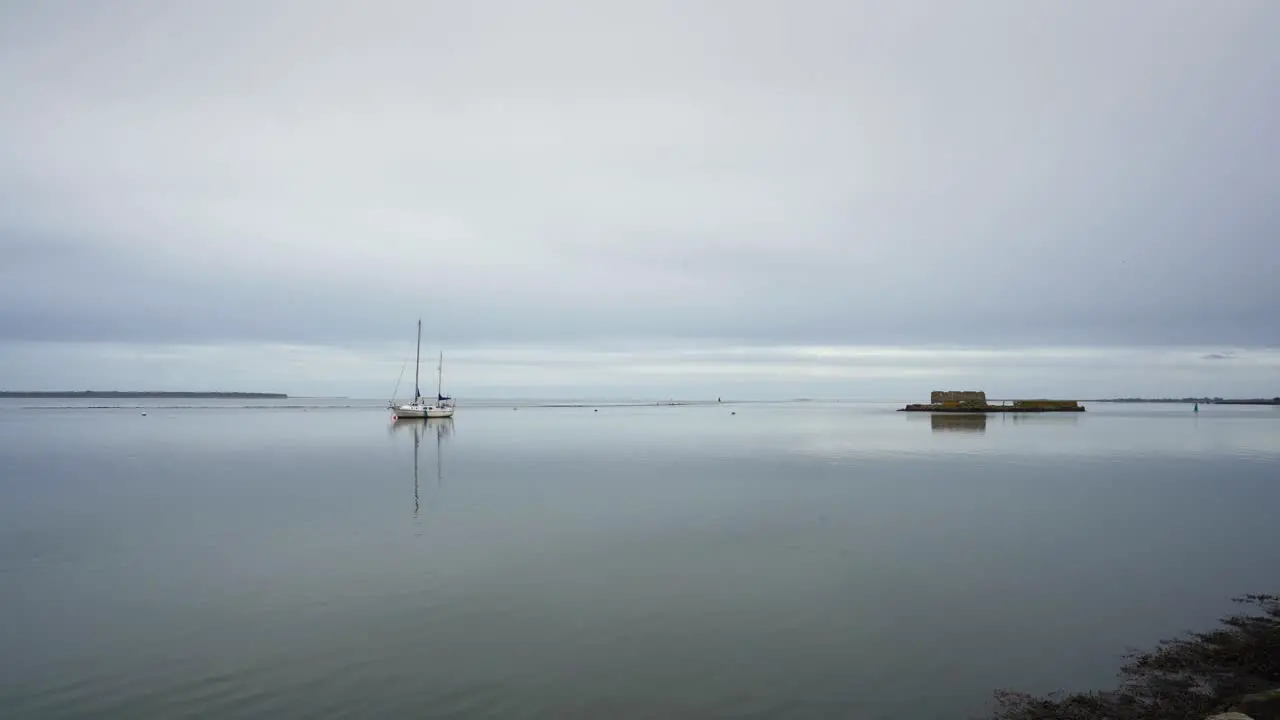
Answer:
[392,404,455,420]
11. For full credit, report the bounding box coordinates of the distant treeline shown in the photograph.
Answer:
[0,391,288,399]
[1095,397,1279,405]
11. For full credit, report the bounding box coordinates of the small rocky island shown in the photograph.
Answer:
[901,390,1085,413]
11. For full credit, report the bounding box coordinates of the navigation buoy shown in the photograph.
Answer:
[1194,403,1199,413]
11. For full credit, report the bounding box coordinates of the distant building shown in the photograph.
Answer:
[930,390,987,407]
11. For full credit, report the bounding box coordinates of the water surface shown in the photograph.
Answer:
[2,400,1277,718]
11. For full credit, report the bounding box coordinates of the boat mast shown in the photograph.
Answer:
[436,351,443,399]
[414,319,422,402]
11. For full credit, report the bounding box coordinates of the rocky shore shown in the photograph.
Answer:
[990,594,1280,720]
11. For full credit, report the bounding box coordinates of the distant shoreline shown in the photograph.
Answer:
[1093,397,1279,405]
[0,391,288,399]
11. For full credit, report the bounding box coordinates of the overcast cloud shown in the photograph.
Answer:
[1,1,1277,395]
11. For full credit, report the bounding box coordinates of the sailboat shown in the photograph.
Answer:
[390,319,456,420]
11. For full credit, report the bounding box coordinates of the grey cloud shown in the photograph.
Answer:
[0,0,1277,352]
[0,221,1275,348]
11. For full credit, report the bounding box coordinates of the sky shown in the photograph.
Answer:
[1,0,1277,398]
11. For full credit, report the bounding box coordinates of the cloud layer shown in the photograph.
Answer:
[1,1,1277,393]
[3,341,1276,400]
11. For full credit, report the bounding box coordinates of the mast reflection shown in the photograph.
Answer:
[390,417,453,516]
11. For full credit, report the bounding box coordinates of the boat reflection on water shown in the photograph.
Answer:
[930,413,987,433]
[390,418,453,516]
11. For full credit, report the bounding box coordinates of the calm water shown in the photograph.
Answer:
[2,400,1278,719]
